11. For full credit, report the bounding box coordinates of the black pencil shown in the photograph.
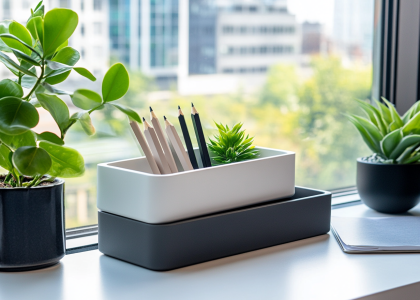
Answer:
[178,106,199,169]
[191,103,212,168]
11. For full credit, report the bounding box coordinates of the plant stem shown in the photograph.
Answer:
[4,172,11,182]
[0,142,13,152]
[88,104,103,114]
[23,61,44,100]
[23,175,40,188]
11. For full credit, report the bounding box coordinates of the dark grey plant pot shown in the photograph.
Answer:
[0,179,65,272]
[357,159,420,214]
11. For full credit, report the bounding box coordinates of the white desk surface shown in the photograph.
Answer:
[1,203,420,300]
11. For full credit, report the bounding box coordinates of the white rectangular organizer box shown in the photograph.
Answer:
[97,147,295,224]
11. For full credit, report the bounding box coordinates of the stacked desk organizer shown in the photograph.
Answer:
[97,147,331,271]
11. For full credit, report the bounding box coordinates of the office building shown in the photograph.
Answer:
[332,0,374,63]
[216,0,301,74]
[301,21,323,55]
[0,0,110,79]
[188,0,217,74]
[109,0,179,80]
[50,0,110,77]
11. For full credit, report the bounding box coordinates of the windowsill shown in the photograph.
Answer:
[4,197,420,300]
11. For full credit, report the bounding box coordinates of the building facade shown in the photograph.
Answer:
[216,0,301,74]
[188,0,217,74]
[49,0,110,78]
[333,0,374,63]
[0,0,110,79]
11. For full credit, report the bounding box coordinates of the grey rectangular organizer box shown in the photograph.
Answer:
[98,187,331,271]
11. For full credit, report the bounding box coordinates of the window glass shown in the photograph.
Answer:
[0,0,374,228]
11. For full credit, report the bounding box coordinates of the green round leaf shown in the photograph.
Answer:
[45,71,71,85]
[44,47,80,85]
[0,79,23,98]
[52,46,80,65]
[71,89,102,110]
[39,141,85,178]
[43,9,78,58]
[71,111,95,135]
[11,49,41,66]
[74,67,96,81]
[55,40,68,55]
[0,144,13,171]
[28,3,45,23]
[12,146,52,176]
[102,63,130,102]
[0,52,38,77]
[0,97,39,135]
[109,103,142,123]
[0,130,36,150]
[36,131,65,145]
[7,21,33,55]
[0,21,11,52]
[36,93,70,134]
[26,16,44,44]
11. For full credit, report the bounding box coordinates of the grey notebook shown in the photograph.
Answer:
[331,216,420,253]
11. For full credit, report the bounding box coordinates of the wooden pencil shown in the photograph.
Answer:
[129,120,161,174]
[164,116,194,171]
[178,105,199,169]
[150,107,178,173]
[191,103,212,168]
[143,117,172,174]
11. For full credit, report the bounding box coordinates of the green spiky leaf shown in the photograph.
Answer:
[208,122,259,164]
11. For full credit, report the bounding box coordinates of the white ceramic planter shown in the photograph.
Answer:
[97,147,295,224]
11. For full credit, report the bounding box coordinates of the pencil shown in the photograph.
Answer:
[143,117,172,174]
[164,116,194,171]
[150,107,178,173]
[178,105,199,169]
[129,120,161,174]
[191,103,212,168]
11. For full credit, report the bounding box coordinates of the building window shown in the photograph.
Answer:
[59,0,71,8]
[94,46,103,57]
[3,0,11,18]
[81,24,85,36]
[81,0,84,11]
[94,22,102,35]
[94,0,102,11]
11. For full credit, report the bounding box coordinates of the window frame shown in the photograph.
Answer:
[67,0,415,250]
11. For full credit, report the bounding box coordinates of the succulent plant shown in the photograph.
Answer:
[208,122,259,164]
[347,98,420,164]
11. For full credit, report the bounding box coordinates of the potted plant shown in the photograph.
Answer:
[348,98,420,213]
[0,1,141,271]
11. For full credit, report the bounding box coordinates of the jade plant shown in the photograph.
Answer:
[347,98,420,164]
[0,1,141,187]
[208,122,259,164]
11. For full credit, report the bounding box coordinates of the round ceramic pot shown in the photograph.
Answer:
[357,159,420,213]
[0,179,65,271]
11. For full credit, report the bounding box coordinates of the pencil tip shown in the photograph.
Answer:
[178,105,180,109]
[142,117,146,121]
[164,115,167,120]
[191,102,194,107]
[149,106,153,112]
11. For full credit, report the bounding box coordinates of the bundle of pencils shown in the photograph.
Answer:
[129,103,211,174]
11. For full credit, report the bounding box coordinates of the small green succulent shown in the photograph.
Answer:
[208,122,259,164]
[347,97,420,164]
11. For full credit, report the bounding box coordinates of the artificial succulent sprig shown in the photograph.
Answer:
[208,122,259,164]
